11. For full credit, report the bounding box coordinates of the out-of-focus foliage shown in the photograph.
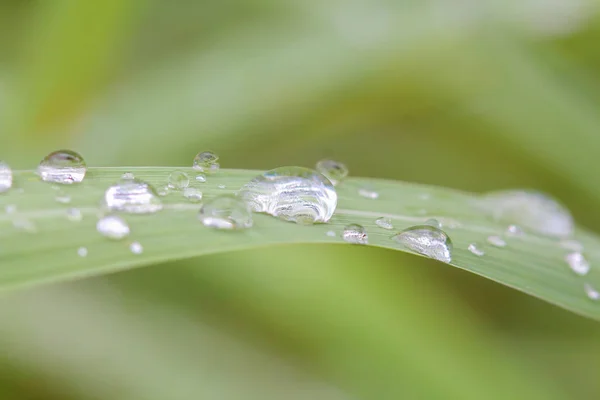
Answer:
[0,0,600,399]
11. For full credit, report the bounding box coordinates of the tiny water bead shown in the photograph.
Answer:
[315,159,348,186]
[66,208,82,222]
[12,218,37,233]
[103,178,163,214]
[358,187,379,199]
[584,283,599,301]
[96,215,130,240]
[0,161,12,193]
[77,247,88,257]
[168,170,190,190]
[506,225,523,236]
[326,230,336,237]
[487,235,506,247]
[342,224,368,244]
[38,149,86,184]
[122,172,135,180]
[375,217,394,230]
[468,243,485,257]
[130,241,143,255]
[199,195,253,230]
[183,187,203,202]
[5,204,16,214]
[393,225,453,263]
[195,174,207,183]
[564,252,590,276]
[239,167,337,224]
[157,186,170,197]
[218,184,226,189]
[193,151,220,173]
[424,218,442,229]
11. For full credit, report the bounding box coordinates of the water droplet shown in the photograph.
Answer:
[468,243,485,256]
[326,230,336,237]
[12,218,37,233]
[480,190,573,237]
[218,184,226,189]
[487,235,506,247]
[565,252,590,276]
[77,247,88,257]
[183,187,203,202]
[54,190,71,204]
[199,195,253,230]
[315,159,348,186]
[506,225,523,236]
[103,178,163,214]
[358,187,379,199]
[0,161,12,193]
[560,239,583,252]
[375,217,394,230]
[96,215,130,240]
[239,167,337,224]
[66,207,82,222]
[130,241,143,254]
[157,186,169,197]
[122,172,135,180]
[193,151,220,173]
[342,224,368,244]
[168,170,190,190]
[425,218,442,229]
[5,204,16,214]
[393,225,452,263]
[37,149,86,184]
[584,283,599,301]
[195,174,207,183]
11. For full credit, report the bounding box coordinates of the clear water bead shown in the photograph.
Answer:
[480,190,573,237]
[157,185,169,197]
[565,252,590,276]
[326,230,336,237]
[425,218,442,229]
[468,243,485,256]
[315,159,349,186]
[130,241,143,254]
[193,151,220,173]
[218,184,226,189]
[96,215,130,240]
[66,208,82,222]
[168,170,190,190]
[77,247,88,257]
[183,187,203,202]
[584,283,599,301]
[38,149,86,184]
[487,235,506,247]
[122,172,135,180]
[239,167,337,224]
[393,225,453,263]
[342,224,368,244]
[195,174,207,183]
[0,161,12,193]
[358,187,379,199]
[375,217,394,230]
[199,195,253,230]
[103,178,163,214]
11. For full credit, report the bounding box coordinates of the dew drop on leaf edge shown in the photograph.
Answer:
[393,225,452,263]
[37,149,86,184]
[193,151,220,173]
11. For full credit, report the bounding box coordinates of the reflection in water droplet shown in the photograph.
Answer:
[315,159,348,186]
[38,149,86,184]
[239,167,337,224]
[183,187,203,202]
[468,243,485,256]
[193,151,220,173]
[506,225,523,236]
[199,195,253,230]
[96,215,130,240]
[425,218,442,229]
[326,230,336,237]
[584,283,599,301]
[66,208,82,222]
[0,161,12,193]
[122,172,135,180]
[560,239,583,252]
[130,241,143,254]
[358,187,379,199]
[77,247,88,257]
[342,224,368,244]
[168,170,190,190]
[196,174,207,183]
[375,217,393,230]
[565,252,590,276]
[55,190,71,204]
[393,225,452,263]
[103,178,163,214]
[480,190,573,237]
[487,236,506,247]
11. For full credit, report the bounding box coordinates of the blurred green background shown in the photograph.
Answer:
[1,0,600,399]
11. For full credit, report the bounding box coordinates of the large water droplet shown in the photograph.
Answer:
[183,187,203,202]
[480,190,573,237]
[393,225,452,263]
[342,224,368,244]
[103,178,163,214]
[565,252,590,276]
[315,159,348,186]
[468,243,485,256]
[96,215,130,240]
[130,241,143,254]
[584,283,599,301]
[193,151,220,173]
[168,170,190,190]
[487,235,506,247]
[199,195,253,230]
[375,217,394,230]
[38,150,86,184]
[238,167,337,224]
[358,186,379,199]
[0,161,12,193]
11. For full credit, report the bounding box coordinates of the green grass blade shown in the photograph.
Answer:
[2,167,599,320]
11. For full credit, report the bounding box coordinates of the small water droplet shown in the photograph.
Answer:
[375,217,394,230]
[315,159,348,186]
[239,167,337,224]
[37,149,86,184]
[183,187,203,202]
[506,225,523,236]
[326,230,336,237]
[487,235,506,247]
[12,217,37,233]
[66,207,82,222]
[130,241,143,254]
[0,161,12,193]
[342,224,368,244]
[103,178,163,214]
[199,195,253,230]
[468,243,485,256]
[96,215,130,240]
[54,190,71,204]
[195,174,207,183]
[565,252,590,276]
[193,151,220,173]
[157,185,169,197]
[425,218,442,229]
[77,247,88,257]
[358,187,379,199]
[560,239,583,252]
[168,170,190,190]
[584,283,599,301]
[218,184,226,189]
[122,172,135,180]
[393,225,452,263]
[5,204,16,214]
